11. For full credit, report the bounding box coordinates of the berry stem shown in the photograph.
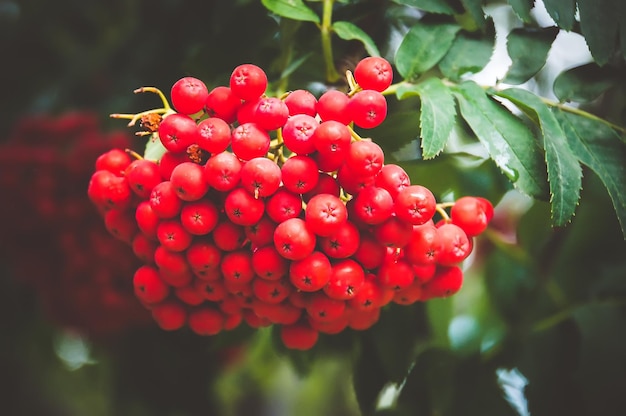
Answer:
[320,0,341,83]
[133,87,171,111]
[346,70,361,96]
[348,125,364,141]
[435,202,453,222]
[110,108,171,127]
[125,148,144,160]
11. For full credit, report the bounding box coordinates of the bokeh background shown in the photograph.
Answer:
[1,1,625,415]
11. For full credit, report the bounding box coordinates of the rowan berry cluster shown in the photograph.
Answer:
[0,112,151,337]
[89,57,493,350]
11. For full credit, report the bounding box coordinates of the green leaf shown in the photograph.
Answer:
[496,88,582,227]
[460,0,486,27]
[503,26,560,85]
[390,0,456,14]
[577,0,626,64]
[553,63,621,103]
[144,133,167,161]
[367,304,425,382]
[542,0,575,31]
[352,333,389,415]
[507,0,535,23]
[261,0,320,23]
[332,21,380,57]
[438,19,495,81]
[453,81,549,199]
[553,110,626,237]
[396,348,457,414]
[395,21,461,79]
[397,78,456,159]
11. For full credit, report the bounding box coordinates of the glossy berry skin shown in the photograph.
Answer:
[204,151,243,192]
[254,97,289,131]
[345,140,385,177]
[170,162,209,202]
[354,56,394,92]
[450,196,493,237]
[188,307,224,335]
[133,265,170,304]
[284,89,317,116]
[151,301,187,331]
[316,89,351,125]
[421,266,463,299]
[280,155,319,195]
[220,250,255,285]
[394,185,437,226]
[229,64,268,101]
[157,220,193,252]
[252,245,289,281]
[280,322,319,350]
[347,89,387,129]
[289,251,332,292]
[158,151,189,181]
[149,181,183,219]
[88,170,132,211]
[404,222,441,265]
[125,159,162,199]
[180,200,219,235]
[273,218,316,261]
[170,76,209,115]
[352,186,394,225]
[196,117,231,154]
[436,223,472,266]
[158,113,197,154]
[375,164,410,199]
[305,193,348,236]
[319,220,360,259]
[312,120,351,161]
[282,114,319,155]
[306,292,346,322]
[265,188,303,224]
[240,157,282,198]
[224,187,265,226]
[377,258,415,291]
[205,86,242,123]
[95,148,132,175]
[231,123,271,161]
[374,216,413,248]
[324,259,365,300]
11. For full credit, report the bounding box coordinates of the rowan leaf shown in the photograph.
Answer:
[332,21,380,57]
[503,26,560,85]
[577,0,626,64]
[542,0,575,31]
[144,133,167,162]
[553,110,626,237]
[261,0,320,23]
[460,0,486,27]
[397,79,456,159]
[453,81,548,199]
[507,0,535,23]
[390,0,456,14]
[438,19,495,81]
[496,88,582,227]
[553,63,621,103]
[395,21,461,79]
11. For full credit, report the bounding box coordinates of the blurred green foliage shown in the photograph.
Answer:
[1,1,626,415]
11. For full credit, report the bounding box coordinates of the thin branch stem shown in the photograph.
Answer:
[321,0,341,83]
[538,96,626,134]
